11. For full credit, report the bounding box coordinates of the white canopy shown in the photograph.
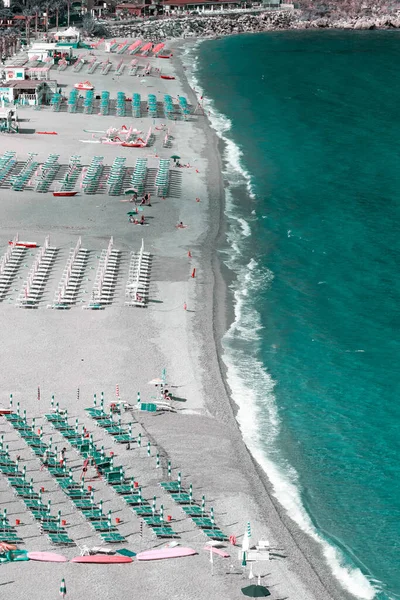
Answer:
[54,27,80,40]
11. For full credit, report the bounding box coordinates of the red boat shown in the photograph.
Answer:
[160,75,175,80]
[53,191,78,197]
[158,55,171,59]
[8,241,37,248]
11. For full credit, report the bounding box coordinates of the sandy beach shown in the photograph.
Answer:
[0,38,355,600]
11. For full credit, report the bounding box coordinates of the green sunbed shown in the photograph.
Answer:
[204,529,228,541]
[182,505,205,517]
[131,505,153,516]
[160,481,182,492]
[100,532,125,543]
[192,517,214,529]
[153,527,178,538]
[48,533,75,545]
[170,493,191,504]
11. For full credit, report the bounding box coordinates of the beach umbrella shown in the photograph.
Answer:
[138,433,142,448]
[189,483,193,504]
[170,155,180,160]
[156,453,160,469]
[160,504,164,522]
[147,442,151,457]
[201,495,205,514]
[127,211,137,216]
[137,392,141,405]
[152,496,156,515]
[210,507,215,527]
[124,188,138,195]
[241,585,270,597]
[9,393,12,408]
[93,393,97,407]
[59,578,67,599]
[167,461,171,478]
[177,471,181,490]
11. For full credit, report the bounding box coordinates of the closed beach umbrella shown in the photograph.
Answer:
[177,471,181,490]
[241,585,270,597]
[160,504,164,522]
[124,188,138,195]
[147,442,151,457]
[93,393,97,407]
[201,495,205,514]
[59,578,67,598]
[137,391,141,405]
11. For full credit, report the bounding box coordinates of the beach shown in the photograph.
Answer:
[0,39,356,600]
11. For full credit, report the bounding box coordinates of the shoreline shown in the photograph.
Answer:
[173,41,361,600]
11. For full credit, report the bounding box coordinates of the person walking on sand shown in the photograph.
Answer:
[59,447,66,468]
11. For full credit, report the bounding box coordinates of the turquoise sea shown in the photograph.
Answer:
[186,31,400,599]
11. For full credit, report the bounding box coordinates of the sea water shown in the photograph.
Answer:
[187,30,400,599]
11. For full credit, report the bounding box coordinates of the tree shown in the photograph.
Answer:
[54,0,66,28]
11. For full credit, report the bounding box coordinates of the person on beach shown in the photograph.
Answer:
[140,214,145,225]
[59,447,66,468]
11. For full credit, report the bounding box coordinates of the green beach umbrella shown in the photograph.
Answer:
[138,433,142,448]
[160,504,164,522]
[177,471,181,490]
[59,578,67,599]
[127,211,137,216]
[167,461,171,478]
[241,551,247,567]
[9,393,12,408]
[128,423,132,438]
[201,495,205,514]
[241,584,270,598]
[152,496,156,515]
[156,453,160,469]
[147,441,151,457]
[124,188,138,195]
[170,155,180,160]
[93,393,97,407]
[189,483,193,504]
[137,391,141,405]
[51,394,55,409]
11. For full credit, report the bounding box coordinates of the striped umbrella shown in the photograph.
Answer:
[210,507,215,526]
[75,418,79,433]
[16,401,20,416]
[47,500,51,514]
[167,461,171,478]
[152,496,156,515]
[177,472,181,490]
[160,504,164,522]
[51,394,55,409]
[247,521,251,540]
[147,442,151,457]
[156,453,160,469]
[0,435,3,450]
[138,487,142,503]
[23,409,26,422]
[55,402,59,414]
[201,495,205,514]
[107,510,112,529]
[138,433,142,448]
[32,418,36,431]
[93,393,97,407]
[128,424,132,438]
[137,391,141,405]
[99,499,103,513]
[57,511,61,529]
[242,551,247,567]
[101,392,104,406]
[189,483,193,504]
[59,578,67,599]
[9,393,12,408]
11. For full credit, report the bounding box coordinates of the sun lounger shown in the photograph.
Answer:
[182,505,205,517]
[153,527,178,538]
[170,493,191,504]
[100,532,125,544]
[48,533,75,546]
[204,529,228,541]
[131,505,153,516]
[160,481,182,493]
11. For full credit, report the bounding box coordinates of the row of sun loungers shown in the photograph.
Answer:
[0,235,26,302]
[53,237,89,309]
[125,241,151,307]
[16,236,58,308]
[85,237,120,309]
[1,414,74,546]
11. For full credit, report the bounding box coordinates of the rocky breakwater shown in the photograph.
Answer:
[108,11,298,40]
[108,9,400,40]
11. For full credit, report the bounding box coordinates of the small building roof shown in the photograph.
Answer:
[7,80,43,89]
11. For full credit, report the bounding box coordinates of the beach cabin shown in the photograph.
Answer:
[161,0,241,12]
[27,43,58,63]
[4,66,26,82]
[6,80,52,106]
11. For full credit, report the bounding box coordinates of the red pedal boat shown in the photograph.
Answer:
[160,75,175,80]
[53,191,78,197]
[8,241,37,248]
